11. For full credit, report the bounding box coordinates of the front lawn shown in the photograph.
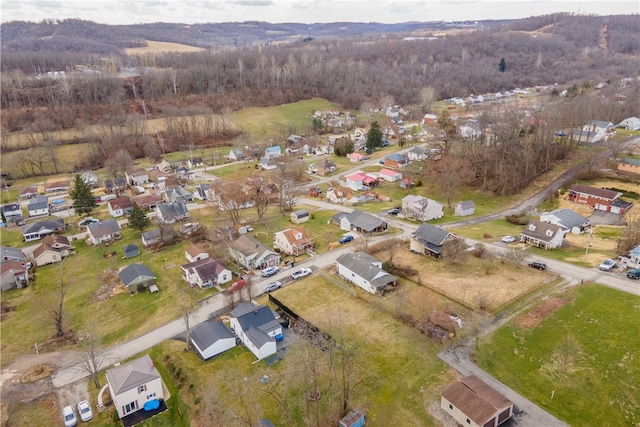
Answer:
[475,284,640,427]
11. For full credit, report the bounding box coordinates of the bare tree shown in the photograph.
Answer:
[50,259,73,338]
[381,237,403,267]
[252,191,270,222]
[465,310,490,349]
[441,236,469,265]
[504,247,530,266]
[75,323,107,388]
[218,184,253,225]
[177,285,197,352]
[426,155,475,209]
[553,333,582,373]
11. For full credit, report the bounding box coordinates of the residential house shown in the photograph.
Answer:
[264,145,282,160]
[617,157,640,176]
[520,220,564,250]
[193,183,212,201]
[32,235,74,267]
[123,244,140,259]
[333,210,388,234]
[567,184,623,213]
[44,180,70,193]
[175,166,196,181]
[1,246,25,263]
[229,302,282,360]
[422,113,438,126]
[19,186,38,199]
[87,219,121,245]
[80,171,99,188]
[148,169,169,184]
[22,218,66,242]
[326,184,352,204]
[410,223,452,257]
[106,355,165,420]
[441,375,513,427]
[156,159,173,173]
[27,196,49,217]
[572,129,602,143]
[103,177,127,194]
[141,229,162,247]
[290,210,309,224]
[402,194,444,221]
[190,321,236,360]
[118,263,157,293]
[164,187,193,203]
[582,120,615,141]
[188,157,203,168]
[273,226,315,256]
[458,123,482,140]
[133,194,163,211]
[228,235,280,270]
[540,208,589,234]
[259,158,277,170]
[181,258,232,288]
[125,169,149,186]
[347,152,365,163]
[1,261,29,291]
[315,159,337,176]
[378,168,402,182]
[399,178,415,189]
[108,196,134,217]
[616,117,640,131]
[345,173,370,191]
[229,148,246,161]
[1,203,24,225]
[454,200,475,217]
[384,153,409,168]
[185,243,209,263]
[406,146,429,161]
[335,252,396,295]
[156,201,189,224]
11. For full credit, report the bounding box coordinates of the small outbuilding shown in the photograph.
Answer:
[190,321,237,360]
[291,209,310,224]
[441,375,513,427]
[454,200,475,217]
[122,244,140,259]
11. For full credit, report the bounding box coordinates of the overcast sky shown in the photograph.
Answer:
[0,0,637,25]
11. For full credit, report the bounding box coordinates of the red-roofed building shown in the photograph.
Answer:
[346,173,368,191]
[347,152,365,163]
[567,184,630,214]
[378,168,402,182]
[441,375,513,427]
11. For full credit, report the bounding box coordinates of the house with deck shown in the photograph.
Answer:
[87,219,121,245]
[273,226,315,256]
[520,220,564,250]
[336,252,396,295]
[228,235,280,270]
[22,218,66,242]
[410,223,452,258]
[1,261,29,291]
[229,302,282,360]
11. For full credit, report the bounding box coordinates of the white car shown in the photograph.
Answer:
[291,268,312,280]
[62,405,78,427]
[261,266,280,277]
[598,259,617,271]
[501,235,516,243]
[77,400,93,422]
[264,281,282,292]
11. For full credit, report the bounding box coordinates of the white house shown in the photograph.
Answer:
[345,173,367,191]
[106,355,165,420]
[228,235,280,269]
[336,251,396,295]
[108,197,134,217]
[616,117,640,131]
[229,302,282,360]
[441,375,513,427]
[273,226,315,256]
[458,124,482,140]
[582,120,615,141]
[520,220,564,250]
[264,146,282,159]
[86,219,121,245]
[378,168,402,182]
[406,146,429,161]
[229,148,246,161]
[539,208,589,235]
[27,196,49,217]
[190,321,236,360]
[181,258,232,288]
[454,200,475,217]
[185,243,209,263]
[402,194,444,221]
[125,169,149,186]
[141,229,162,247]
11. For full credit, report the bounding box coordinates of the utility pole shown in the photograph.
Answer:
[585,225,594,259]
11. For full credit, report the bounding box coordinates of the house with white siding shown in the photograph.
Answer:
[402,195,444,221]
[520,220,564,250]
[190,321,236,360]
[229,302,282,360]
[335,252,396,295]
[181,258,232,288]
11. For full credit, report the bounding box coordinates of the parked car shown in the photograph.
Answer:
[387,208,400,216]
[77,400,93,422]
[501,235,516,243]
[627,269,640,280]
[528,261,547,271]
[339,235,354,244]
[598,259,617,271]
[261,266,280,278]
[264,281,282,292]
[291,268,312,280]
[227,279,248,292]
[63,405,78,427]
[245,225,254,232]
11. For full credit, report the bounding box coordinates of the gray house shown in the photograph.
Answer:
[229,302,282,360]
[118,263,157,293]
[123,244,140,259]
[333,210,388,234]
[1,203,24,225]
[141,229,162,247]
[22,218,66,242]
[454,200,475,217]
[27,196,49,217]
[164,187,193,203]
[539,208,589,235]
[190,321,237,360]
[87,219,121,245]
[336,252,396,295]
[410,223,452,258]
[156,201,189,224]
[228,235,280,270]
[1,246,25,263]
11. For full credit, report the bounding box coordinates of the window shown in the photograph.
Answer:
[449,404,453,410]
[123,401,139,414]
[466,418,471,424]
[138,384,147,393]
[147,393,156,399]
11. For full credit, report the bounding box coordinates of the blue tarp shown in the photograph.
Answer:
[144,399,160,411]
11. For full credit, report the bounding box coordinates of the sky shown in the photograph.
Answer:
[0,0,637,25]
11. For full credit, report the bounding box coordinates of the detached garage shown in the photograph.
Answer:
[441,375,513,427]
[190,321,236,360]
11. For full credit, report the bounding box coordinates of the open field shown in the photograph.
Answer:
[124,40,207,54]
[475,284,640,427]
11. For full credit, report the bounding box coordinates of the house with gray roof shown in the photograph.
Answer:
[336,252,396,295]
[156,201,189,224]
[520,220,564,250]
[164,187,193,203]
[540,208,590,234]
[402,194,444,221]
[616,117,640,131]
[190,321,236,360]
[22,218,66,242]
[87,219,121,245]
[1,203,24,225]
[181,258,232,288]
[193,183,212,201]
[410,223,452,258]
[229,302,282,360]
[1,246,25,263]
[454,200,475,217]
[106,354,165,420]
[406,146,429,161]
[334,209,388,234]
[229,148,246,161]
[264,145,282,160]
[228,235,280,270]
[118,263,157,293]
[123,244,140,259]
[141,229,162,247]
[27,195,49,218]
[1,261,29,291]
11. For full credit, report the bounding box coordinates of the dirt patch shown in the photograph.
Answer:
[20,364,56,383]
[515,298,569,329]
[93,269,127,302]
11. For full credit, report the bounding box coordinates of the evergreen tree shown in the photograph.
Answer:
[129,204,151,233]
[70,174,97,216]
[366,120,383,151]
[499,57,506,73]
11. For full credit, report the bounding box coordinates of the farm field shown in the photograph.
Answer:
[475,284,640,427]
[124,39,207,54]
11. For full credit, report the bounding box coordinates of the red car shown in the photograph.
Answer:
[227,279,247,292]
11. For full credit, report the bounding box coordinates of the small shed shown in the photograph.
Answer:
[123,244,140,259]
[291,210,310,224]
[454,200,475,217]
[309,187,321,198]
[339,408,366,427]
[190,321,236,360]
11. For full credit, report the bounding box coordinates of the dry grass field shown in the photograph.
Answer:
[124,40,207,54]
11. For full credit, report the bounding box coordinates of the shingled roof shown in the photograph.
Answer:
[106,354,160,395]
[441,375,513,426]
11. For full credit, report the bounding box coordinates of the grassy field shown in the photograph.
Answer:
[475,284,640,427]
[124,40,206,54]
